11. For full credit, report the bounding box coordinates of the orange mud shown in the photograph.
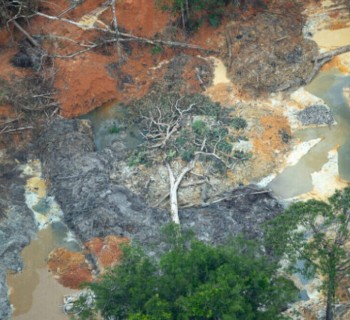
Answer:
[108,0,170,38]
[47,248,93,289]
[85,235,128,271]
[241,114,292,181]
[0,27,12,45]
[205,83,245,106]
[54,52,118,118]
[0,0,295,118]
[0,104,16,120]
[47,235,128,289]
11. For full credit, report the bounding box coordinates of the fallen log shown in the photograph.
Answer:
[305,44,350,84]
[277,44,350,91]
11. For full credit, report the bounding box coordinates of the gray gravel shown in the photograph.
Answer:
[297,104,335,126]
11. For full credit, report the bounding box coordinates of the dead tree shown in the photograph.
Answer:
[166,159,196,224]
[138,95,249,225]
[110,0,122,64]
[305,45,350,84]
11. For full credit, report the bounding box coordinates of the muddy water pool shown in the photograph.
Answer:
[7,223,79,319]
[268,69,350,199]
[81,102,143,151]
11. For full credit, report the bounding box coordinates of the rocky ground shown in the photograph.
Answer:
[0,151,37,319]
[38,119,283,247]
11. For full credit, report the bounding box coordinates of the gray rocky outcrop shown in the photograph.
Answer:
[0,160,37,320]
[38,119,283,248]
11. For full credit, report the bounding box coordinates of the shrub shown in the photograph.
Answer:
[151,44,163,55]
[192,120,208,136]
[108,125,122,134]
[231,117,247,130]
[180,148,195,162]
[217,140,232,154]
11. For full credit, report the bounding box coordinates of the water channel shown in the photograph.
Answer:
[269,69,350,199]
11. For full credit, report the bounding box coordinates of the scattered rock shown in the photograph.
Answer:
[297,105,335,126]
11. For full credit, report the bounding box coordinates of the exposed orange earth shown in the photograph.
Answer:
[85,235,128,271]
[47,248,93,289]
[47,235,128,289]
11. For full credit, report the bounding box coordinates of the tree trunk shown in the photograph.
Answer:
[326,297,333,320]
[325,252,337,320]
[185,0,190,20]
[181,3,186,29]
[169,183,180,225]
[110,0,121,64]
[166,160,196,225]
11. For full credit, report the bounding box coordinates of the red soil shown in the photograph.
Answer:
[47,248,93,289]
[0,0,271,118]
[47,235,128,289]
[85,235,129,271]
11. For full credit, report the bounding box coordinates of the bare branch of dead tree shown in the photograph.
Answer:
[110,0,122,64]
[33,11,218,54]
[304,44,350,84]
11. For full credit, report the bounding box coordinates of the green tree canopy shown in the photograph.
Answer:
[155,0,269,30]
[265,187,350,320]
[73,227,297,320]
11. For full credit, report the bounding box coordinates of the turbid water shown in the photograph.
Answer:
[7,223,79,320]
[268,69,350,199]
[81,102,143,151]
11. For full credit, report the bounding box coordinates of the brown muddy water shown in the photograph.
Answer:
[7,223,80,320]
[269,69,350,199]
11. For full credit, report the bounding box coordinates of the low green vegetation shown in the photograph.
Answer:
[108,125,122,134]
[150,44,163,55]
[266,187,350,320]
[230,117,247,130]
[73,226,297,320]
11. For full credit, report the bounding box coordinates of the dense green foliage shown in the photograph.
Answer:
[155,0,269,30]
[74,228,297,320]
[266,188,350,320]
